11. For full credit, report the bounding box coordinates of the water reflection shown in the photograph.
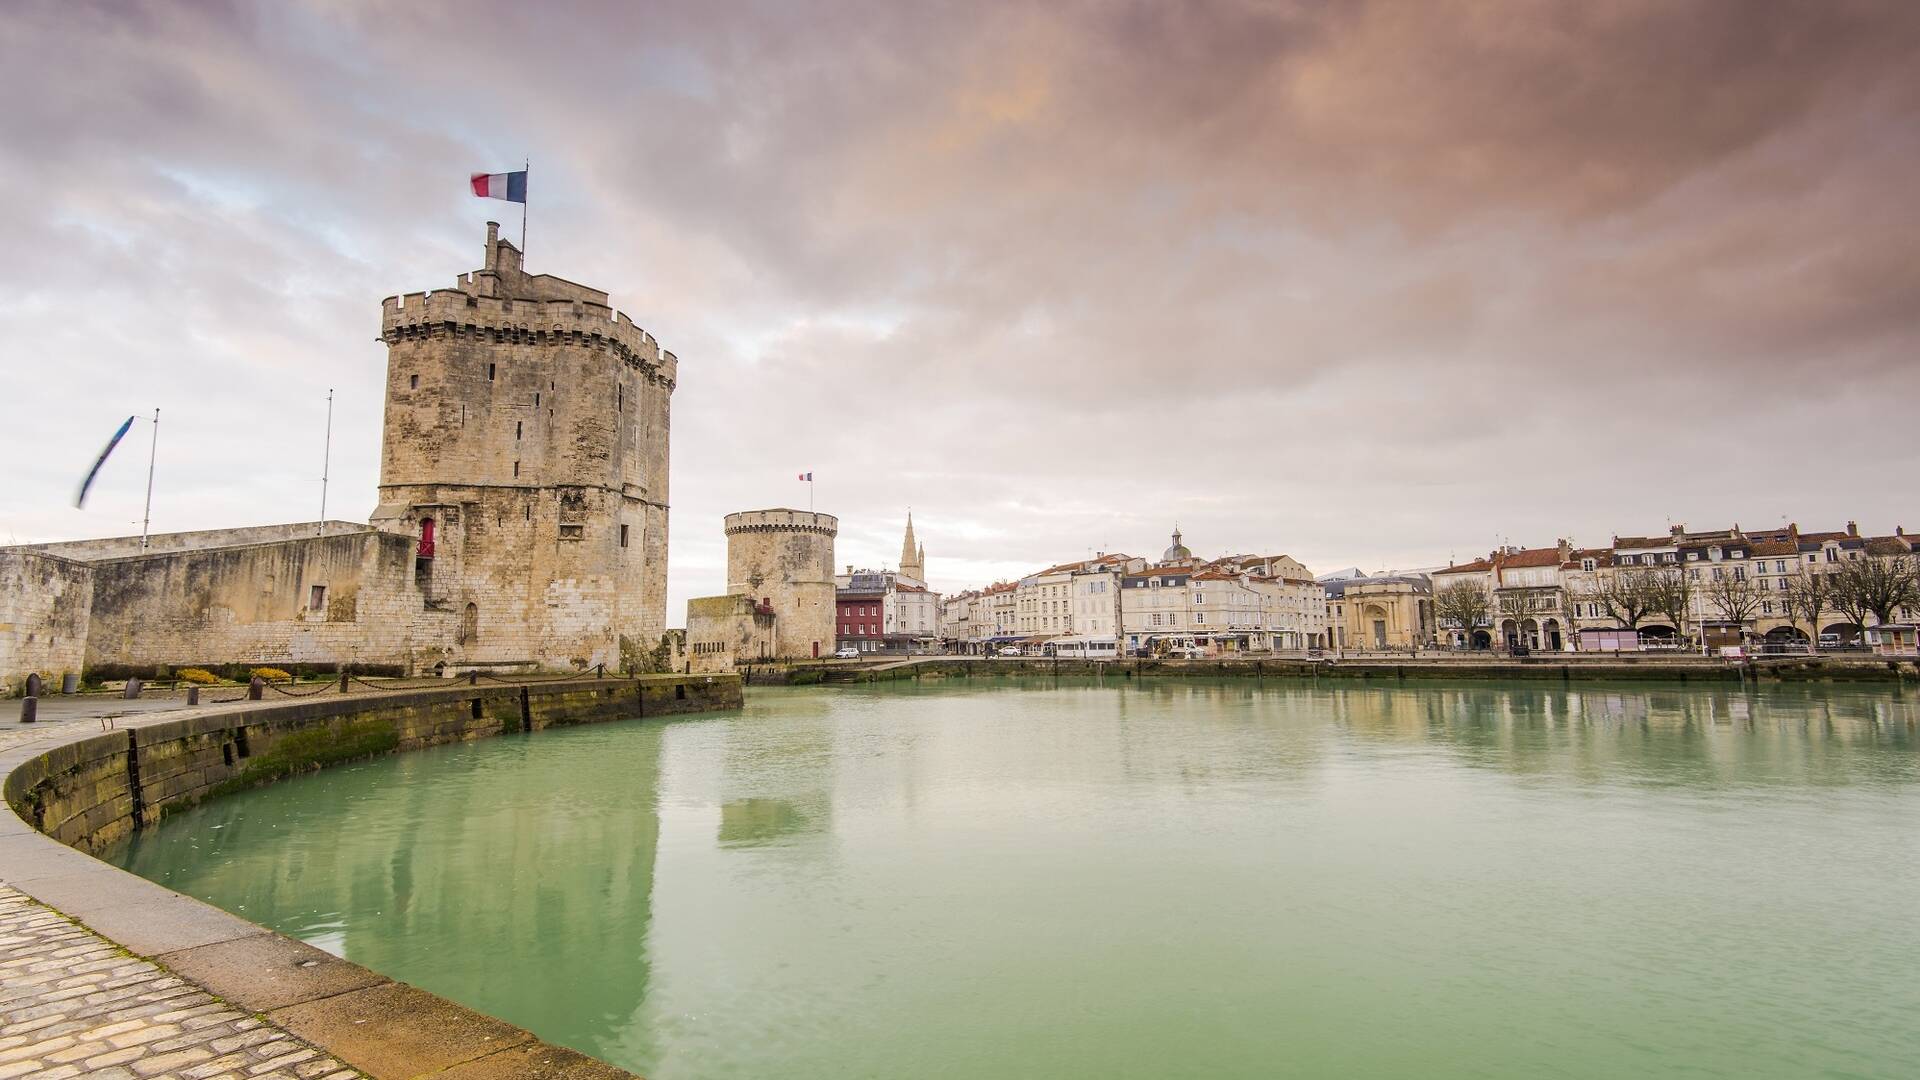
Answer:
[106,678,1920,1080]
[112,727,668,1055]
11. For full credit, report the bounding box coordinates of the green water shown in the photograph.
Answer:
[110,679,1920,1079]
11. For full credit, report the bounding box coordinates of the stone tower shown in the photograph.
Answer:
[724,509,838,659]
[371,221,674,670]
[898,513,926,583]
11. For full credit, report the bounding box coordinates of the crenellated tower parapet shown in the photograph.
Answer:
[724,510,840,537]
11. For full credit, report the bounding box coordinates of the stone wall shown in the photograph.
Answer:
[19,521,368,561]
[686,594,777,672]
[0,550,94,694]
[724,509,837,660]
[3,675,742,854]
[79,528,457,672]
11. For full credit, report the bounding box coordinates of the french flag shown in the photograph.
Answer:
[470,171,527,203]
[798,472,812,481]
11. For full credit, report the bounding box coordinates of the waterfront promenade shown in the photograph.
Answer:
[0,696,363,1079]
[1,685,660,1080]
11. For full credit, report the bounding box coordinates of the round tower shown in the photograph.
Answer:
[372,221,676,670]
[724,509,838,660]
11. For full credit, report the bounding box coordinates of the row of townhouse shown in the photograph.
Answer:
[939,529,1331,658]
[1430,521,1920,653]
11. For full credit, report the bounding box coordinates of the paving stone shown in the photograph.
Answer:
[0,887,362,1080]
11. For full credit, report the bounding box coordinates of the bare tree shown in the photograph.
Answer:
[1434,579,1491,645]
[1830,554,1919,636]
[1573,568,1659,630]
[1779,569,1832,651]
[1644,566,1695,644]
[1704,567,1763,634]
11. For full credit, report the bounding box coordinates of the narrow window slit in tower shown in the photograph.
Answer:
[488,363,496,381]
[513,461,520,478]
[410,374,418,389]
[515,421,522,440]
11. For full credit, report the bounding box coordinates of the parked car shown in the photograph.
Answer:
[1817,633,1842,648]
[834,647,860,659]
[997,646,1023,656]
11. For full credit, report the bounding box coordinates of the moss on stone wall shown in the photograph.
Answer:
[198,717,401,804]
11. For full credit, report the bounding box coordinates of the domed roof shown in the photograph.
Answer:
[1163,526,1192,562]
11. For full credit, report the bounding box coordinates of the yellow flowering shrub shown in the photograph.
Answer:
[250,667,293,682]
[177,668,222,685]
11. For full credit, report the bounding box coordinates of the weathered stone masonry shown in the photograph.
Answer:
[371,223,674,671]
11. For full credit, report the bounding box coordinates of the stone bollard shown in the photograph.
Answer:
[468,670,479,686]
[249,676,265,701]
[340,671,351,693]
[61,673,78,695]
[19,696,36,724]
[122,677,142,700]
[186,686,200,706]
[25,673,43,698]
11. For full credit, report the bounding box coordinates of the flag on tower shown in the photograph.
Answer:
[798,471,812,481]
[470,170,528,203]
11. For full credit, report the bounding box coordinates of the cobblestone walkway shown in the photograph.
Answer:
[0,886,364,1080]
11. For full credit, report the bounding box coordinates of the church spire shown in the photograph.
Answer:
[899,512,926,582]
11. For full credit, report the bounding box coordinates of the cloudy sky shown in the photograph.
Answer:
[3,0,1917,620]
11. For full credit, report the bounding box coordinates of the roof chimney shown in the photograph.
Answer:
[485,221,499,269]
[1670,523,1685,538]
[1847,520,1859,537]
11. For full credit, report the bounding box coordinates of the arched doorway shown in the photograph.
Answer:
[1501,619,1518,650]
[1764,625,1807,643]
[1821,623,1863,645]
[1543,618,1562,651]
[1471,630,1492,650]
[1520,618,1540,650]
[460,602,478,645]
[1640,624,1677,648]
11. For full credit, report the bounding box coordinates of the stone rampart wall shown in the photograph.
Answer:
[18,521,368,561]
[0,550,93,693]
[80,529,456,672]
[4,676,741,855]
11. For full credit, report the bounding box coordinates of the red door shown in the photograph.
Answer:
[812,641,820,658]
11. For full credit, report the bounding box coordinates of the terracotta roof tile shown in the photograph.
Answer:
[1498,548,1562,568]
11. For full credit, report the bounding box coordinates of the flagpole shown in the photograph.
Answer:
[520,157,529,257]
[140,408,159,549]
[318,389,334,530]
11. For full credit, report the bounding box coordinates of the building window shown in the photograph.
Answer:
[559,524,584,540]
[309,585,326,611]
[488,363,496,381]
[618,386,624,412]
[409,374,418,389]
[515,420,522,440]
[619,524,629,548]
[513,461,520,478]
